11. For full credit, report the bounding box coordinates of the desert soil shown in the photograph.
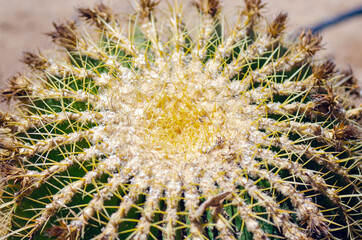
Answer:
[1,0,362,110]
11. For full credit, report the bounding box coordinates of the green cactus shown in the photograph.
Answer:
[0,0,361,239]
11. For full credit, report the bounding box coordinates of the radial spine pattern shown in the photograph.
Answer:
[0,0,361,239]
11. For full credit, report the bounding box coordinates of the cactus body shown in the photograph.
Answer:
[0,0,361,239]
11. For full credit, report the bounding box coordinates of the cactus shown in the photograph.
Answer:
[0,0,361,239]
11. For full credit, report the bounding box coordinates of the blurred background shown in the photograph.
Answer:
[0,0,362,109]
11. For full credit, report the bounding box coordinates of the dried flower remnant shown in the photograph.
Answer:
[78,4,114,28]
[1,75,31,103]
[298,29,323,57]
[193,0,221,18]
[311,86,344,118]
[333,122,360,140]
[340,67,361,96]
[21,52,49,71]
[312,59,336,85]
[47,22,78,49]
[137,0,160,19]
[267,12,288,38]
[0,0,361,240]
[242,0,265,19]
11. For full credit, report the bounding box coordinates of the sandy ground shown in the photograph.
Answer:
[0,0,362,109]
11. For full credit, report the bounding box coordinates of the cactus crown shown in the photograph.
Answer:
[0,0,361,239]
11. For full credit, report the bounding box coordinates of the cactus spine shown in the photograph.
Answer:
[0,0,361,239]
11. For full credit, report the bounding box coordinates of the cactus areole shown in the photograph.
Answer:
[0,0,361,239]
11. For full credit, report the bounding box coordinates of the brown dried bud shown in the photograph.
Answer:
[298,29,323,57]
[0,112,18,134]
[268,12,287,38]
[22,52,49,70]
[242,0,266,21]
[1,164,24,184]
[311,86,343,118]
[78,4,114,28]
[0,136,18,161]
[333,122,360,141]
[1,74,31,102]
[46,220,79,240]
[193,0,221,18]
[138,0,160,20]
[0,139,17,152]
[346,107,362,124]
[313,59,336,83]
[340,67,361,96]
[47,22,77,49]
[0,111,5,127]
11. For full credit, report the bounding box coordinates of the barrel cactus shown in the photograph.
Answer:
[0,0,361,239]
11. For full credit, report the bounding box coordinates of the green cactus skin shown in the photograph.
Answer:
[0,0,361,239]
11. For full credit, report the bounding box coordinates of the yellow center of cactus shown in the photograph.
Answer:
[146,93,213,154]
